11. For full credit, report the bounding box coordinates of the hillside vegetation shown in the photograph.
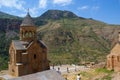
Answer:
[37,17,120,64]
[0,10,120,69]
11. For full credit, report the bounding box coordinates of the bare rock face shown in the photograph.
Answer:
[91,62,106,68]
[39,10,79,20]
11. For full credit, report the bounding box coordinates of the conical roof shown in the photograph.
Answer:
[20,12,35,26]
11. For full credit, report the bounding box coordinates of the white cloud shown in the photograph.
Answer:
[0,0,25,11]
[39,0,47,8]
[78,6,89,10]
[30,7,39,17]
[27,0,47,16]
[19,0,48,17]
[78,6,100,11]
[29,0,48,16]
[53,0,72,6]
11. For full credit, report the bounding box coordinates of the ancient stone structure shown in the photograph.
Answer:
[107,32,120,72]
[8,12,49,77]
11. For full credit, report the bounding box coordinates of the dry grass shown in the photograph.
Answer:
[62,68,113,80]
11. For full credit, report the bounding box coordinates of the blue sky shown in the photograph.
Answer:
[0,0,120,24]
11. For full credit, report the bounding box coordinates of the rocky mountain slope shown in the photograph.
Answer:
[0,10,120,69]
[37,14,120,64]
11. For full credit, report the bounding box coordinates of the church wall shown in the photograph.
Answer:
[107,55,120,72]
[9,44,17,76]
[113,55,120,72]
[22,53,28,64]
[27,41,42,73]
[41,48,49,70]
[16,65,24,76]
[9,43,15,64]
[15,50,29,76]
[16,51,21,63]
[107,56,113,70]
[9,63,16,76]
[106,57,110,69]
[27,41,49,73]
[107,58,110,69]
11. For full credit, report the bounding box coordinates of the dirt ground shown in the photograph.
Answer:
[0,65,116,80]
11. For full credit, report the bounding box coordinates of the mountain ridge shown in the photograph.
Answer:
[0,10,88,31]
[0,10,120,69]
[0,11,21,19]
[0,10,108,24]
[38,10,79,19]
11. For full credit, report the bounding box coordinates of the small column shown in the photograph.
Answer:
[20,31,22,40]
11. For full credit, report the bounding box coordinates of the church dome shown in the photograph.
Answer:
[20,12,35,27]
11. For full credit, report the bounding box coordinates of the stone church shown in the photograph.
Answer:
[8,12,50,77]
[107,32,120,72]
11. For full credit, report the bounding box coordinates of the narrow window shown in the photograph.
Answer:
[117,56,119,62]
[12,69,14,72]
[34,54,36,59]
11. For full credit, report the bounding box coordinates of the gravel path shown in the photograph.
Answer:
[0,64,90,79]
[50,64,90,73]
[112,72,120,80]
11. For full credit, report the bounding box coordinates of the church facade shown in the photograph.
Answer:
[8,12,49,77]
[107,32,120,72]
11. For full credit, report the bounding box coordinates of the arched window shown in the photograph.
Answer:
[29,32,32,37]
[25,32,29,38]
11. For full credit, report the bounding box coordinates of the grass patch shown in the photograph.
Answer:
[95,68,113,80]
[75,68,114,80]
[95,68,113,74]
